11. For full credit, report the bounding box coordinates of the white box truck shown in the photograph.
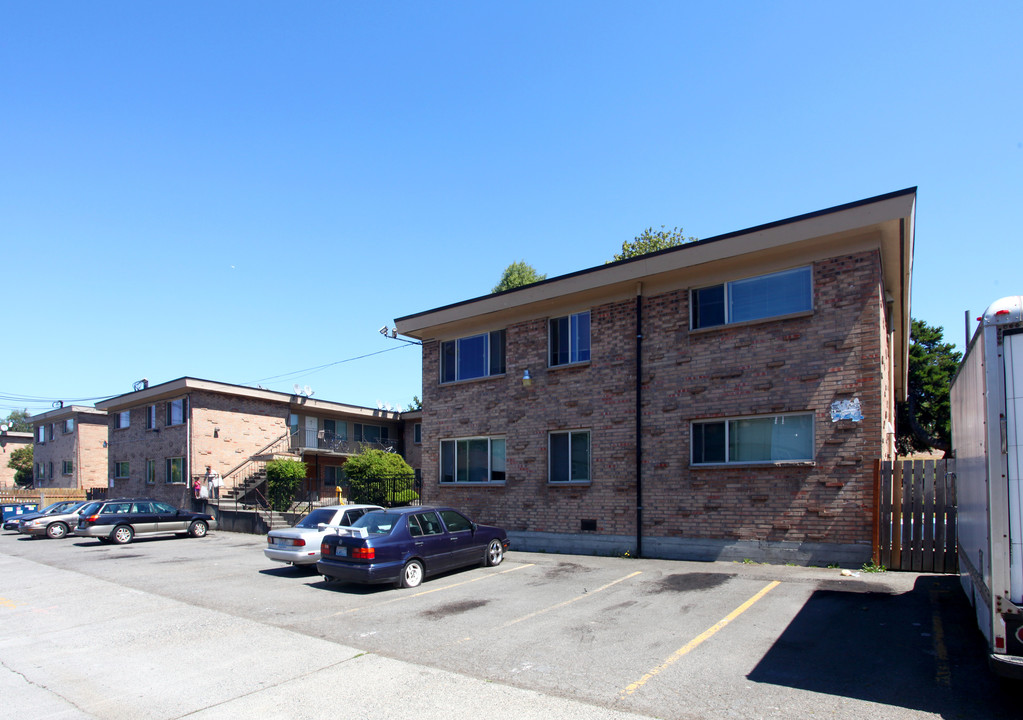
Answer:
[951,295,1023,677]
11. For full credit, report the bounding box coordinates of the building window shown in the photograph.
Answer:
[146,405,157,430]
[115,411,130,429]
[323,466,343,487]
[63,418,75,434]
[49,461,53,479]
[36,462,45,479]
[549,430,590,483]
[691,413,814,465]
[166,398,186,426]
[37,426,45,443]
[691,266,812,330]
[145,459,156,485]
[62,460,73,475]
[355,423,388,443]
[114,461,129,479]
[166,457,185,484]
[549,311,590,367]
[440,437,506,484]
[48,424,55,440]
[440,330,506,383]
[413,423,422,444]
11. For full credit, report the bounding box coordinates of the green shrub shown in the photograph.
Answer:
[343,449,415,507]
[266,458,306,511]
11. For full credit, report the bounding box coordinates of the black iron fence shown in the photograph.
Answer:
[344,474,422,508]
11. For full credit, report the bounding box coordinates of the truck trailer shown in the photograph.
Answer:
[950,295,1023,677]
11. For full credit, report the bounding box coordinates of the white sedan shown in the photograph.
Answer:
[264,504,383,566]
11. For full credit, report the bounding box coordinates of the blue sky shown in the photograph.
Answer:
[2,2,1020,417]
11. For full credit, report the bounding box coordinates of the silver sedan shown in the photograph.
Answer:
[264,504,383,566]
[19,501,89,539]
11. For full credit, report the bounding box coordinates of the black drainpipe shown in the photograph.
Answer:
[635,283,644,558]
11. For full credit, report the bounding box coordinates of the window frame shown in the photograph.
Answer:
[691,266,813,331]
[166,398,186,427]
[548,310,591,368]
[114,461,130,479]
[63,418,75,434]
[37,426,45,443]
[145,405,157,430]
[413,423,422,444]
[548,429,591,484]
[62,460,73,475]
[165,457,185,484]
[145,459,156,485]
[439,436,506,485]
[440,330,507,383]
[690,412,815,466]
[115,411,130,430]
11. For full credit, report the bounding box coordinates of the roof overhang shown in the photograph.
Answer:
[396,188,916,400]
[94,377,403,421]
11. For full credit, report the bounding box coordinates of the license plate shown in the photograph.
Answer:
[275,539,288,548]
[335,546,347,557]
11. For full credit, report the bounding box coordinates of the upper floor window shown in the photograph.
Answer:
[440,436,506,484]
[355,423,388,443]
[549,311,590,367]
[691,412,814,465]
[114,461,130,478]
[146,405,157,430]
[115,411,130,429]
[48,424,55,440]
[62,460,73,475]
[145,459,156,485]
[63,418,75,434]
[166,398,186,426]
[691,266,812,330]
[37,426,45,443]
[413,423,422,444]
[440,330,506,383]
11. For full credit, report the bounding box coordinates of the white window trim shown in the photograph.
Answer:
[548,310,591,368]
[690,265,813,330]
[439,436,506,485]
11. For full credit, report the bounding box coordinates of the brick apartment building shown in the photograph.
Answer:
[94,377,409,507]
[30,406,108,490]
[0,429,33,488]
[395,189,916,565]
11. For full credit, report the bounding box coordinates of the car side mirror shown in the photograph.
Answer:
[471,522,478,534]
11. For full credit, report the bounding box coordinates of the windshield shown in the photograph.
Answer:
[295,509,339,529]
[351,512,399,535]
[80,502,102,516]
[42,502,71,513]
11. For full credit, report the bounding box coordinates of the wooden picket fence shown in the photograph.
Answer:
[874,458,957,573]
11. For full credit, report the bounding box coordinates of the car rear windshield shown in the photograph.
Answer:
[351,512,399,535]
[80,502,102,515]
[295,509,339,529]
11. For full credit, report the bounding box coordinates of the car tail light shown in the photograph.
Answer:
[292,538,305,547]
[353,547,375,560]
[84,514,99,524]
[321,541,330,555]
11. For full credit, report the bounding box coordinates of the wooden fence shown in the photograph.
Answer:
[874,458,957,573]
[0,488,105,507]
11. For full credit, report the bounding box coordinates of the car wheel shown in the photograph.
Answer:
[486,539,504,567]
[187,520,208,538]
[111,525,134,545]
[400,559,424,589]
[46,522,68,540]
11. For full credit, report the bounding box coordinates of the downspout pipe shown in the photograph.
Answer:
[635,283,644,558]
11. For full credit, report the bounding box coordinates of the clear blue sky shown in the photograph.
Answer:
[2,2,1020,417]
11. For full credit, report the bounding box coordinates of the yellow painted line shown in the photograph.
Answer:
[499,571,643,629]
[332,563,533,616]
[620,580,781,697]
[0,597,21,610]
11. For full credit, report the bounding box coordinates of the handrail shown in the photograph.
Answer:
[222,429,296,484]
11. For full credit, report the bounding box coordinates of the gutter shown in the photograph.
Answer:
[635,283,644,558]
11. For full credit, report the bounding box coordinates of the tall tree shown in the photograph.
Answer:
[7,445,33,487]
[2,409,32,432]
[896,319,962,455]
[493,261,546,293]
[610,225,698,263]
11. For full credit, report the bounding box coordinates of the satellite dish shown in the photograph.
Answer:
[0,423,8,432]
[293,384,302,394]
[304,386,313,397]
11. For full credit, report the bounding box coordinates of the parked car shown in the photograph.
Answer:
[317,506,509,589]
[73,498,216,545]
[19,501,90,539]
[264,504,383,567]
[2,502,41,531]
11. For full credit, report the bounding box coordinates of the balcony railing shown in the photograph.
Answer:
[291,430,400,455]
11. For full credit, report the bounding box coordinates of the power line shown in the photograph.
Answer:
[241,343,417,386]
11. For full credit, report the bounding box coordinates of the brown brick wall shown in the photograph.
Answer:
[421,251,886,552]
[0,433,32,487]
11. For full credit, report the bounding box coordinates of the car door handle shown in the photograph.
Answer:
[414,541,424,547]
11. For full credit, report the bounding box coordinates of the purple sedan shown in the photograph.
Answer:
[317,506,509,589]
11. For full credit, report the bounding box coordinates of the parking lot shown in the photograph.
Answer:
[1,527,1020,719]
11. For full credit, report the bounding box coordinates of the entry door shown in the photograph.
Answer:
[1004,331,1023,604]
[305,417,318,449]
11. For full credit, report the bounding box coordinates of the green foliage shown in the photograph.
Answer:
[861,560,887,573]
[896,319,962,455]
[610,225,697,263]
[406,395,423,411]
[493,260,546,293]
[8,445,33,487]
[342,449,416,506]
[2,409,32,432]
[265,458,306,511]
